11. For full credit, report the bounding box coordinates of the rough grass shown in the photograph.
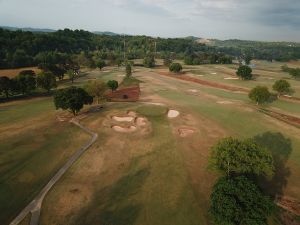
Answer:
[40,104,206,225]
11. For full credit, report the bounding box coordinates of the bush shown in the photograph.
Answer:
[272,79,291,97]
[169,63,183,73]
[143,56,155,68]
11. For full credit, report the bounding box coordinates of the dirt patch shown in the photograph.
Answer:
[168,110,180,118]
[0,67,41,78]
[277,197,300,216]
[112,116,134,122]
[178,127,195,137]
[157,71,249,93]
[260,108,300,127]
[112,125,137,133]
[106,86,140,102]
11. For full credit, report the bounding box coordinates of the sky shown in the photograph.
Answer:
[0,0,300,42]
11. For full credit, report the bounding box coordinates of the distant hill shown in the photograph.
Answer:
[93,31,120,36]
[0,26,56,33]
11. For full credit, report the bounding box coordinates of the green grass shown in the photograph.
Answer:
[136,105,168,117]
[120,76,142,87]
[0,98,53,125]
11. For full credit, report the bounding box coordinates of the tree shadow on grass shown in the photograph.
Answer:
[75,167,150,225]
[253,132,292,199]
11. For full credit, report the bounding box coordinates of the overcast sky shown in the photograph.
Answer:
[0,0,300,42]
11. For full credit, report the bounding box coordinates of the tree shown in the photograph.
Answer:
[272,80,291,97]
[169,63,183,73]
[96,60,106,70]
[85,80,106,104]
[48,65,66,80]
[249,86,271,105]
[14,73,36,95]
[37,72,57,92]
[209,137,274,177]
[210,176,274,225]
[107,80,118,92]
[54,87,93,115]
[163,57,172,67]
[126,64,132,77]
[236,65,252,80]
[0,76,12,98]
[289,68,300,79]
[143,55,155,68]
[67,70,77,83]
[244,54,252,65]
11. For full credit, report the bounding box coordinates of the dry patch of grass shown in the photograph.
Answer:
[0,67,41,78]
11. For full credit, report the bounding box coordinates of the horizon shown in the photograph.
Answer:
[1,25,300,44]
[0,0,299,42]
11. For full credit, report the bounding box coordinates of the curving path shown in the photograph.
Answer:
[9,119,98,225]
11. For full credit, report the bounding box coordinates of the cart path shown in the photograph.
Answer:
[9,119,98,225]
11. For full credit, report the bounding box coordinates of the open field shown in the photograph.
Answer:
[1,60,300,225]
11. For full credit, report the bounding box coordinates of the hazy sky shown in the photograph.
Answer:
[0,0,300,41]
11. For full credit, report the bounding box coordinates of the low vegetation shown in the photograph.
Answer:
[169,63,183,73]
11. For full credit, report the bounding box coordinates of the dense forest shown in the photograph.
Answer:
[0,28,300,69]
[210,39,300,62]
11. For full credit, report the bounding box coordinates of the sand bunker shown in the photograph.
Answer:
[168,110,180,118]
[112,125,137,133]
[178,128,195,137]
[136,117,147,126]
[127,111,137,117]
[112,116,134,122]
[188,89,198,93]
[142,102,166,106]
[224,77,239,80]
[217,101,234,104]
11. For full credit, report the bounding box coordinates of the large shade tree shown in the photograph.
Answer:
[249,86,271,105]
[209,137,274,177]
[210,176,274,225]
[236,65,252,80]
[54,86,93,115]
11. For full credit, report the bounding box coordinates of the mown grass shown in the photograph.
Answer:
[0,97,90,224]
[0,98,53,125]
[120,76,142,87]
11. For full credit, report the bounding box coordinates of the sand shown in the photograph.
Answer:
[112,116,135,122]
[168,110,180,118]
